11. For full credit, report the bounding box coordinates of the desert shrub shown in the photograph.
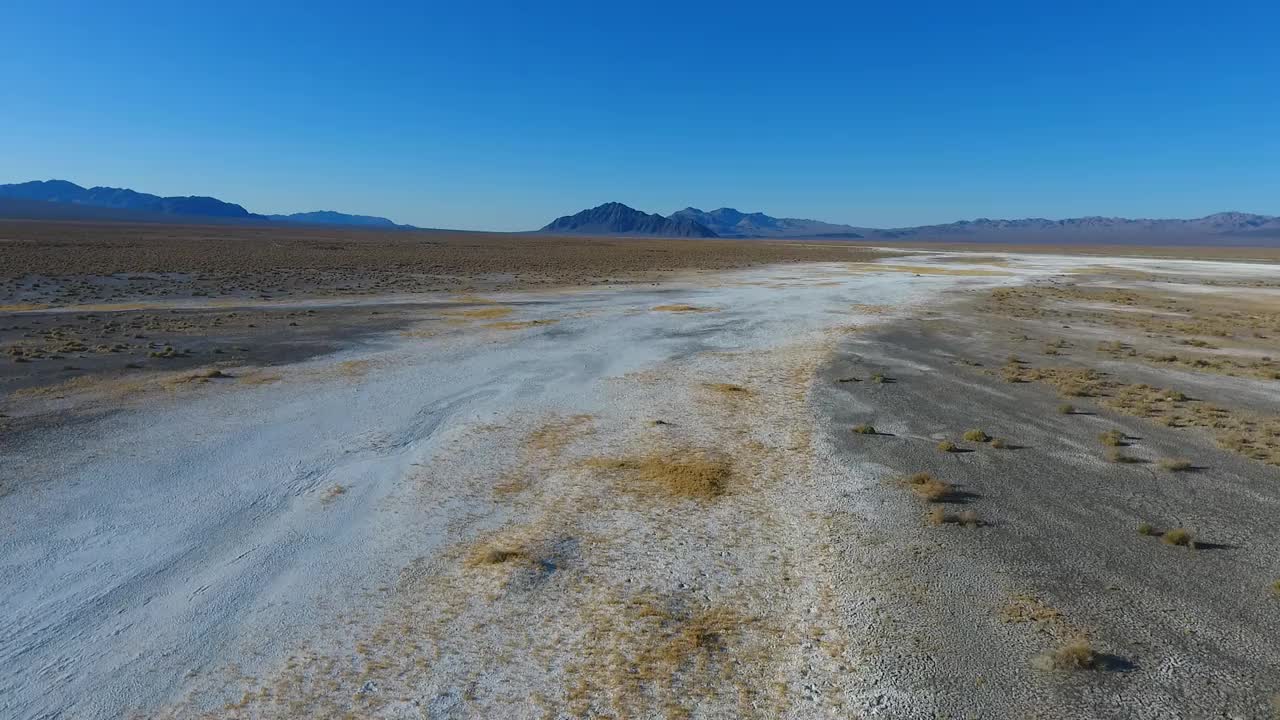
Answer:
[1034,638,1098,671]
[927,506,947,526]
[1099,429,1126,447]
[1137,522,1155,536]
[1161,528,1194,547]
[938,440,959,452]
[1057,403,1075,415]
[1106,448,1140,463]
[906,472,951,501]
[852,423,876,435]
[990,437,1008,449]
[963,429,990,443]
[1157,458,1192,471]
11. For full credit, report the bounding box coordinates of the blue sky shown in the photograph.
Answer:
[3,1,1278,231]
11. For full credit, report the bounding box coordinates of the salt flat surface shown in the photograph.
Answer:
[1,252,1252,719]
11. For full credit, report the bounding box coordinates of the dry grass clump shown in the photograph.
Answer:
[1057,403,1075,415]
[1002,362,1106,397]
[451,306,515,320]
[928,506,980,527]
[1106,447,1141,464]
[852,423,876,435]
[1157,458,1193,471]
[1161,528,1194,547]
[321,484,346,503]
[485,319,559,330]
[1271,580,1280,598]
[1099,429,1127,447]
[651,304,717,313]
[963,429,990,443]
[1137,522,1155,536]
[565,596,766,718]
[1033,638,1098,671]
[990,437,1008,449]
[525,414,595,455]
[1000,595,1062,625]
[588,452,733,500]
[870,372,888,383]
[704,382,751,395]
[937,440,959,452]
[467,544,530,567]
[904,472,951,501]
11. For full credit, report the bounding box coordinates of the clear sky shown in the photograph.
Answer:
[3,1,1278,231]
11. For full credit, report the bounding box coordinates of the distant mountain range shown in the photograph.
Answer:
[541,202,1280,246]
[0,180,415,229]
[669,207,864,238]
[4,181,1277,246]
[541,202,718,237]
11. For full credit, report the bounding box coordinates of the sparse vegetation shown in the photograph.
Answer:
[871,372,887,383]
[1099,429,1126,447]
[588,452,733,500]
[937,440,959,452]
[990,437,1008,449]
[704,382,750,395]
[1034,638,1098,671]
[651,304,717,313]
[1106,447,1140,463]
[1137,522,1155,536]
[963,429,990,443]
[1161,528,1194,547]
[905,472,951,501]
[1057,403,1075,415]
[927,506,980,527]
[852,423,877,435]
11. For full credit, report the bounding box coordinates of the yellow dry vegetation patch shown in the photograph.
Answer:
[525,414,595,456]
[485,318,559,330]
[337,359,371,377]
[448,306,515,320]
[651,304,719,313]
[703,382,752,396]
[566,596,770,719]
[586,452,733,500]
[0,303,48,312]
[237,370,283,386]
[1000,594,1067,631]
[1004,359,1280,467]
[451,293,500,305]
[12,365,244,401]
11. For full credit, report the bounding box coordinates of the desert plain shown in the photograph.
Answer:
[2,222,1279,719]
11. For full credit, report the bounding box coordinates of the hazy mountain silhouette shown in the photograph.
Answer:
[541,203,1280,245]
[0,180,414,229]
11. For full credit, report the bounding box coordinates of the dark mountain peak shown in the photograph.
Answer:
[671,206,862,238]
[542,203,718,237]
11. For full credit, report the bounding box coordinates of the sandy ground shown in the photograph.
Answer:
[3,252,1278,719]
